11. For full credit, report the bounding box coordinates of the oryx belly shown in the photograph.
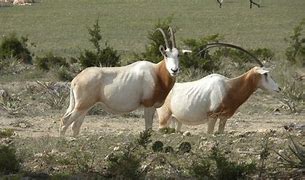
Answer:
[170,74,228,124]
[101,61,156,113]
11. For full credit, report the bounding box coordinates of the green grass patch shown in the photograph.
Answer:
[0,0,304,58]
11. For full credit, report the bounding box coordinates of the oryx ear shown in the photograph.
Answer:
[159,45,167,57]
[181,49,192,54]
[256,67,269,74]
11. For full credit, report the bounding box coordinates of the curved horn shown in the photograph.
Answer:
[197,42,264,67]
[156,28,169,49]
[169,27,176,48]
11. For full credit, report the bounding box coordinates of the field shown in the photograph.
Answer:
[1,0,305,179]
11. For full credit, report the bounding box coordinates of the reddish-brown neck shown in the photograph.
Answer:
[213,69,260,118]
[141,60,176,107]
[227,69,259,108]
[156,60,176,90]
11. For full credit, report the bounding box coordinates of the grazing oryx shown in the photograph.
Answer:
[217,0,260,8]
[60,28,180,136]
[157,45,280,134]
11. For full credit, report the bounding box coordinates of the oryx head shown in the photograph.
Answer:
[255,67,281,93]
[156,27,179,77]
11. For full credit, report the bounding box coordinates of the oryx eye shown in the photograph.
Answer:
[263,73,268,81]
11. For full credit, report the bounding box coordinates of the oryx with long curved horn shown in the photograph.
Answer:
[198,42,264,67]
[157,42,280,134]
[60,27,180,136]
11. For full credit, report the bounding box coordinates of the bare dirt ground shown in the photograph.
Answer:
[1,110,304,138]
[0,80,304,138]
[1,81,305,178]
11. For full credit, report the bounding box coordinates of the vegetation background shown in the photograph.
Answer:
[1,0,304,58]
[0,0,305,179]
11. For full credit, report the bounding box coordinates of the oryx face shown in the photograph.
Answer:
[256,67,281,92]
[157,27,180,77]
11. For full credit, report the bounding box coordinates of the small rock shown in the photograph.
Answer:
[117,131,124,136]
[34,153,44,158]
[19,123,27,128]
[66,137,76,142]
[50,149,59,155]
[113,146,120,151]
[200,136,207,141]
[183,131,191,136]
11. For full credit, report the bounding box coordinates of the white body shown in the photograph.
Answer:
[169,74,228,125]
[76,62,161,113]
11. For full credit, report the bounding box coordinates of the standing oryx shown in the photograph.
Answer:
[157,43,280,134]
[60,27,180,136]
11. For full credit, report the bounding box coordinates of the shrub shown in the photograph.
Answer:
[134,17,225,73]
[210,146,256,180]
[278,136,305,169]
[178,142,192,154]
[56,66,73,81]
[285,18,305,65]
[36,81,69,109]
[180,34,223,72]
[0,57,21,75]
[280,77,305,113]
[190,158,212,180]
[0,33,33,64]
[136,130,152,149]
[0,145,20,175]
[35,53,69,71]
[152,141,164,152]
[134,16,174,63]
[106,144,141,179]
[218,47,274,66]
[0,129,14,138]
[78,19,120,68]
[190,145,256,179]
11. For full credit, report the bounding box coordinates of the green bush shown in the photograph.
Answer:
[285,18,305,65]
[134,17,174,63]
[35,53,69,71]
[0,129,14,138]
[189,145,256,180]
[218,47,274,66]
[278,136,305,169]
[210,146,256,180]
[56,66,73,81]
[0,33,32,64]
[106,144,141,179]
[0,145,20,175]
[190,159,212,180]
[281,80,305,113]
[136,130,152,149]
[78,19,120,68]
[180,34,223,72]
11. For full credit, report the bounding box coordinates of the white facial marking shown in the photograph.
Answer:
[257,68,280,92]
[164,48,179,77]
